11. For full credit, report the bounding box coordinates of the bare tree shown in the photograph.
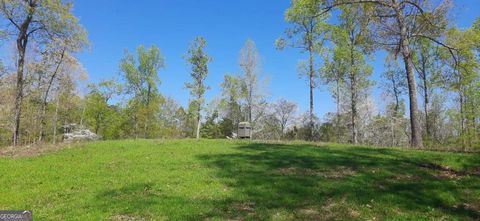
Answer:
[273,99,298,135]
[239,39,262,123]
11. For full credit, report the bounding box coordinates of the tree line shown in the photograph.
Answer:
[0,0,479,150]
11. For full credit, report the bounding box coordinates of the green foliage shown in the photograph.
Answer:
[442,24,480,149]
[219,74,244,132]
[200,111,222,139]
[280,0,329,52]
[318,122,337,142]
[278,0,329,81]
[84,80,122,139]
[120,45,165,138]
[323,5,373,89]
[121,45,164,102]
[0,0,88,47]
[322,5,374,144]
[185,36,211,139]
[218,118,235,138]
[0,0,89,146]
[185,36,211,103]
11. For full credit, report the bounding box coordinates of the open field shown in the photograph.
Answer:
[0,139,479,220]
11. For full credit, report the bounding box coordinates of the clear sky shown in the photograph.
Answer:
[71,0,479,118]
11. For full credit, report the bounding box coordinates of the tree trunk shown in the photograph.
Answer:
[336,79,341,142]
[396,6,423,148]
[459,89,466,150]
[402,48,423,148]
[392,77,400,147]
[39,49,65,142]
[12,3,36,146]
[418,52,431,146]
[144,85,152,138]
[350,79,357,144]
[248,88,252,123]
[423,76,430,145]
[349,43,357,145]
[13,43,26,146]
[308,47,315,140]
[52,93,60,144]
[196,107,201,139]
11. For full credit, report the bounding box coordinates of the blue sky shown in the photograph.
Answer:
[70,0,479,118]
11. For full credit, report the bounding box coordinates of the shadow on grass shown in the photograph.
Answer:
[93,143,479,220]
[196,143,480,220]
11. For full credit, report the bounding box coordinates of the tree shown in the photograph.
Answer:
[412,39,443,146]
[239,39,262,124]
[324,4,373,144]
[158,97,185,138]
[200,111,222,139]
[37,39,86,142]
[120,45,164,138]
[277,0,329,140]
[184,100,199,138]
[321,48,346,142]
[52,71,83,144]
[317,0,455,147]
[273,99,297,136]
[220,74,243,133]
[383,57,408,147]
[185,36,211,139]
[0,0,87,146]
[442,24,480,149]
[84,80,121,137]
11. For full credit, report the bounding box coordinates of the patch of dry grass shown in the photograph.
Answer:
[274,166,356,178]
[0,142,77,158]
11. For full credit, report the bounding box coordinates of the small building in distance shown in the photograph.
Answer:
[238,122,251,139]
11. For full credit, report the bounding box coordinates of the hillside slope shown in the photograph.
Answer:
[0,139,479,220]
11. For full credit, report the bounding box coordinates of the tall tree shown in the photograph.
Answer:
[220,74,243,131]
[37,38,85,142]
[120,45,164,138]
[317,0,455,147]
[412,39,442,146]
[0,0,87,146]
[185,36,211,139]
[383,57,408,147]
[325,4,373,144]
[321,49,346,142]
[442,24,480,149]
[239,39,262,124]
[277,0,329,140]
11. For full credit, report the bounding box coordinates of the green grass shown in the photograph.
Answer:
[0,139,479,220]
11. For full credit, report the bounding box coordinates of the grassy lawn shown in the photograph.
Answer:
[0,139,479,220]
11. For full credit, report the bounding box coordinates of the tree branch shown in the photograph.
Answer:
[316,0,393,17]
[410,33,458,65]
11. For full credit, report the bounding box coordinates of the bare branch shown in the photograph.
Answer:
[0,0,21,30]
[316,0,393,17]
[410,33,458,65]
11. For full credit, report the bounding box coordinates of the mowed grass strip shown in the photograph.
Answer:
[0,139,479,220]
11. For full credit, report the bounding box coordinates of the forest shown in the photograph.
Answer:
[0,0,479,151]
